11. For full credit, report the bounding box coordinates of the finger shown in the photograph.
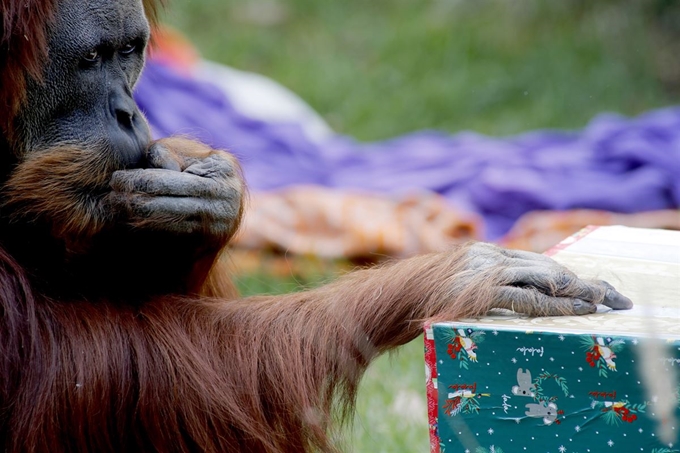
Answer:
[503,267,633,310]
[146,143,182,172]
[500,266,596,298]
[500,258,557,268]
[184,153,237,179]
[109,194,238,235]
[492,286,597,316]
[503,250,633,309]
[502,248,556,263]
[127,195,238,220]
[599,280,633,310]
[466,243,555,271]
[111,169,233,199]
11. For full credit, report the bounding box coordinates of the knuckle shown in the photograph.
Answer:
[148,147,182,171]
[554,270,574,289]
[212,154,237,174]
[148,142,170,155]
[529,288,547,306]
[110,171,132,191]
[512,287,539,306]
[185,156,236,180]
[598,279,614,290]
[466,242,505,264]
[473,242,499,252]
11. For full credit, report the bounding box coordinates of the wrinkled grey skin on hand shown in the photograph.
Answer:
[109,143,243,237]
[464,243,632,315]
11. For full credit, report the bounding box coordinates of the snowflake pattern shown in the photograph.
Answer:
[429,322,678,453]
[473,446,504,453]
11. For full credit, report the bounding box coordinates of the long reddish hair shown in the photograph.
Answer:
[0,1,595,451]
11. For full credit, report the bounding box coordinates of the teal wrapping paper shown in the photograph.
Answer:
[424,226,680,453]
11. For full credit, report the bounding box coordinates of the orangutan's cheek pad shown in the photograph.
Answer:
[425,226,680,453]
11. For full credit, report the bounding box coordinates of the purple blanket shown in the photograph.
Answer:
[135,61,680,240]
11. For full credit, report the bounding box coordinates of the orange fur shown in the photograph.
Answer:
[0,1,591,451]
[0,236,514,452]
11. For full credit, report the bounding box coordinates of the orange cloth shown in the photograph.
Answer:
[235,190,679,259]
[147,26,199,72]
[233,186,482,258]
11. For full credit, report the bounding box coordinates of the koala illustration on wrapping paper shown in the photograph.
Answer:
[511,368,558,424]
[525,401,559,425]
[512,368,536,398]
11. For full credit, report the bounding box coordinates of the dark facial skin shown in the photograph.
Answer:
[14,0,151,167]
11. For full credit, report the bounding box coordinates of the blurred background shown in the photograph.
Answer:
[147,0,680,451]
[166,0,677,140]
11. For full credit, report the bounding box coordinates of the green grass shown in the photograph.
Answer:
[165,0,674,141]
[163,1,676,450]
[347,340,429,452]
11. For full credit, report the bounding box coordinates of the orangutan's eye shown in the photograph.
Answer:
[83,49,99,62]
[120,43,136,55]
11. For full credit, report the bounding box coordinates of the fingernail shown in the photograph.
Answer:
[605,288,633,310]
[573,299,596,315]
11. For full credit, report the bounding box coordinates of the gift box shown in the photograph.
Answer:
[425,226,680,453]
